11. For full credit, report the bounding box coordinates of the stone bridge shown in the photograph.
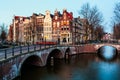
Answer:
[94,43,120,52]
[0,43,119,80]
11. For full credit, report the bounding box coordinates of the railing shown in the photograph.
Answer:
[0,44,57,62]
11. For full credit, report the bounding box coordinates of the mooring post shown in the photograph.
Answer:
[51,57,54,66]
[66,52,69,60]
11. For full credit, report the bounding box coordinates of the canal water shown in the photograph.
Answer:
[15,46,120,80]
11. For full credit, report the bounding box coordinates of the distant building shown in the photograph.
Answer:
[60,9,73,44]
[22,17,31,44]
[72,16,86,44]
[79,18,91,42]
[52,9,62,43]
[8,9,90,45]
[8,14,45,44]
[30,13,45,44]
[43,10,53,42]
[35,13,44,42]
[7,24,13,41]
[103,33,113,41]
[13,16,26,43]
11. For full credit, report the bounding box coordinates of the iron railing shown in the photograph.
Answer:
[0,44,57,62]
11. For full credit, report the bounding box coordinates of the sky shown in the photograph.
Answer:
[0,0,119,33]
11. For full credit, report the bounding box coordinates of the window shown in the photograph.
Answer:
[64,21,66,24]
[55,16,57,20]
[68,38,69,42]
[61,21,63,25]
[63,13,66,20]
[64,16,66,20]
[57,22,59,27]
[67,20,69,25]
[64,28,66,30]
[53,22,56,27]
[67,28,69,30]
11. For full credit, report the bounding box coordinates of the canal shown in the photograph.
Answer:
[15,46,120,80]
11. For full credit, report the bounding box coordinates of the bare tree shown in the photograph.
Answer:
[112,2,120,40]
[114,2,120,23]
[79,3,103,40]
[0,24,8,42]
[113,23,120,39]
[79,3,103,27]
[94,25,104,40]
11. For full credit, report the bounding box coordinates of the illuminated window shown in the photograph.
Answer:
[64,16,66,20]
[63,13,66,19]
[67,20,69,25]
[53,22,56,27]
[55,16,57,20]
[64,21,66,24]
[61,21,63,25]
[57,22,59,27]
[63,13,66,16]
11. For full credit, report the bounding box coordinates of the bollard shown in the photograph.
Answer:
[51,57,54,66]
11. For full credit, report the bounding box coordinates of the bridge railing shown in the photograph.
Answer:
[0,44,57,62]
[0,43,102,62]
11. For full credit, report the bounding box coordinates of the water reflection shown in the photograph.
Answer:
[96,62,120,80]
[17,54,120,80]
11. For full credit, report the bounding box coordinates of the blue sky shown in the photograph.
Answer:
[0,0,119,33]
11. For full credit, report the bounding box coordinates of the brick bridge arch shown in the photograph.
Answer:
[94,43,120,51]
[0,45,91,80]
[18,46,73,75]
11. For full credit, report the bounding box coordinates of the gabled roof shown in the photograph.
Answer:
[14,16,27,21]
[66,12,73,20]
[80,18,88,23]
[50,14,54,18]
[32,13,39,16]
[39,13,45,16]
